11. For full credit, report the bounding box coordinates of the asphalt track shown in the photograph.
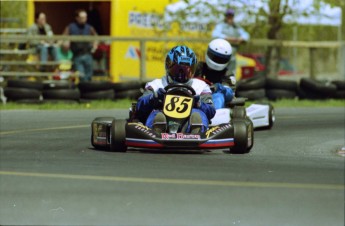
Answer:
[0,107,344,226]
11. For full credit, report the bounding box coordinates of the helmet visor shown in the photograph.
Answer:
[207,47,231,64]
[167,63,194,83]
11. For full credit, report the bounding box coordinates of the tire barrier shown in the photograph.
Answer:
[115,89,142,100]
[4,87,41,102]
[266,89,297,100]
[7,80,44,91]
[80,89,115,100]
[2,78,344,103]
[42,89,81,101]
[236,76,266,91]
[265,78,298,100]
[237,88,266,100]
[43,80,74,90]
[78,81,114,93]
[299,78,337,99]
[236,77,266,100]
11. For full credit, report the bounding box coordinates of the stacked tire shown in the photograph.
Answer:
[236,76,266,100]
[4,80,43,103]
[298,78,337,100]
[331,80,345,99]
[79,81,115,101]
[265,78,298,100]
[42,80,80,103]
[113,81,144,100]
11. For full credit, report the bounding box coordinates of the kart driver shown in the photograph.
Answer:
[194,38,235,109]
[137,45,216,134]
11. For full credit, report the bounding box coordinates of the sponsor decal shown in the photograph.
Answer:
[128,11,163,29]
[205,124,231,138]
[128,123,156,138]
[125,46,141,59]
[161,133,200,140]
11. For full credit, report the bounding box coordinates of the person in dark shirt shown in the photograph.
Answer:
[63,9,98,81]
[194,38,235,109]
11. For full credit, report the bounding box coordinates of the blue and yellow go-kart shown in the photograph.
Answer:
[91,84,254,154]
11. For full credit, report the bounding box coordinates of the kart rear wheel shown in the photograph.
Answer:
[230,119,250,154]
[110,119,127,152]
[268,105,275,129]
[246,120,254,152]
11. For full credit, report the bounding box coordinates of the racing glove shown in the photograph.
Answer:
[215,83,234,103]
[193,95,201,108]
[152,88,166,107]
[194,94,216,120]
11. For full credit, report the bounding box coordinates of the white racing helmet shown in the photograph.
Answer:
[205,38,232,71]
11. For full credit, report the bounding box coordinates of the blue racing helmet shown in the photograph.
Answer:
[165,45,197,84]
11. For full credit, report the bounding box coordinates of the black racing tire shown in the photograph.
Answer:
[300,78,337,97]
[91,117,115,150]
[13,99,42,104]
[246,119,254,152]
[110,119,127,152]
[266,89,297,100]
[112,81,143,92]
[237,89,266,100]
[265,104,275,129]
[236,76,266,91]
[4,87,41,101]
[42,99,79,104]
[115,89,142,100]
[78,81,114,92]
[265,78,298,91]
[229,119,250,154]
[42,89,80,100]
[7,80,43,91]
[334,90,345,99]
[43,80,73,90]
[331,80,345,90]
[297,86,332,100]
[231,106,246,119]
[81,89,115,100]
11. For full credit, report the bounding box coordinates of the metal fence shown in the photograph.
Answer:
[1,34,344,80]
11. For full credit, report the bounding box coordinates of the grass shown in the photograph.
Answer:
[0,98,343,110]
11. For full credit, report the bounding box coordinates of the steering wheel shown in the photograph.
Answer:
[164,83,196,96]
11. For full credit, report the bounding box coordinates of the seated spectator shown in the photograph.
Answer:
[57,41,73,71]
[28,12,57,69]
[57,41,73,62]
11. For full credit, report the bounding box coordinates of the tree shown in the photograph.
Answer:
[164,0,343,78]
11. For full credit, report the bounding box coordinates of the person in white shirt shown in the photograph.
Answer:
[212,8,250,76]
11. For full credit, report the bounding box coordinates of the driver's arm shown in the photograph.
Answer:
[136,88,155,123]
[199,91,216,120]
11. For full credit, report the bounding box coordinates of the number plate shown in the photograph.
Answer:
[163,94,193,119]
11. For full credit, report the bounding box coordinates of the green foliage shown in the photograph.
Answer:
[0,1,27,28]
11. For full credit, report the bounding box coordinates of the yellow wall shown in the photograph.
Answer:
[110,0,212,82]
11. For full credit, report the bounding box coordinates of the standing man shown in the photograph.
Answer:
[63,9,98,81]
[28,12,57,68]
[212,8,250,77]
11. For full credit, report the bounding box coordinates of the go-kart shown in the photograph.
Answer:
[91,83,254,154]
[211,97,275,130]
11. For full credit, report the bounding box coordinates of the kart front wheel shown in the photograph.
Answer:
[110,119,127,152]
[230,119,250,154]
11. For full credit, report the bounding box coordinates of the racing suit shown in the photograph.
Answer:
[194,61,234,109]
[212,22,250,76]
[137,76,216,132]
